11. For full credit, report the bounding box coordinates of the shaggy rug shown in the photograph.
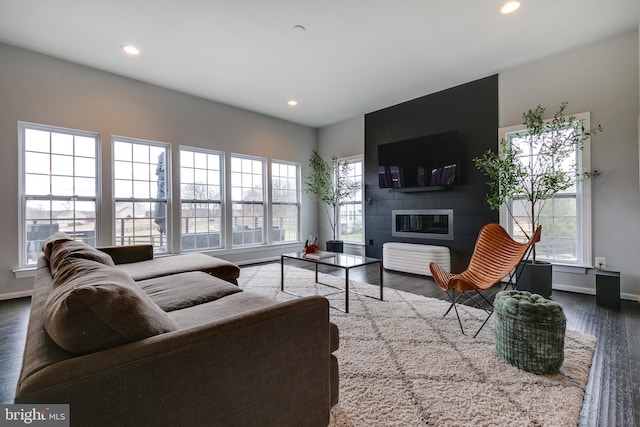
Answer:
[238,263,596,427]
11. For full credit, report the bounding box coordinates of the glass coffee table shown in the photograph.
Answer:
[280,252,383,313]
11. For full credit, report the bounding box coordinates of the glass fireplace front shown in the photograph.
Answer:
[391,209,454,240]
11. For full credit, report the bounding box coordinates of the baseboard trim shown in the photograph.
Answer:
[0,289,33,301]
[620,292,640,302]
[553,284,596,295]
[553,283,640,302]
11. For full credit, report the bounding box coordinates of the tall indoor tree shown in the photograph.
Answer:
[473,102,602,297]
[473,102,602,262]
[304,150,360,251]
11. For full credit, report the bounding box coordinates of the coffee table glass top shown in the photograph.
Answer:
[282,252,380,268]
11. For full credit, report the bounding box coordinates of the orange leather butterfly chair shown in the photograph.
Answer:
[429,223,541,338]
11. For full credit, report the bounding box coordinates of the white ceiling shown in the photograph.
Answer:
[0,1,638,128]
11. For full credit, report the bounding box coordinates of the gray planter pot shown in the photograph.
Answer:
[326,240,344,253]
[516,260,553,298]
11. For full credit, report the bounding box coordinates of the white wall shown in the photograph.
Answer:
[316,116,364,253]
[0,42,318,298]
[499,30,640,299]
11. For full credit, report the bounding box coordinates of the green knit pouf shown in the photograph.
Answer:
[494,290,566,374]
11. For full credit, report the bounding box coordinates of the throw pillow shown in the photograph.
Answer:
[49,239,115,280]
[41,232,74,260]
[44,258,179,355]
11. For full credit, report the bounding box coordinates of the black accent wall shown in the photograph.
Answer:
[364,75,499,272]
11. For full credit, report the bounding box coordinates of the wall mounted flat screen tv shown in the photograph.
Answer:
[377,131,460,189]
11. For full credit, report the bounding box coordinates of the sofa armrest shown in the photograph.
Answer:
[15,296,334,427]
[97,245,154,264]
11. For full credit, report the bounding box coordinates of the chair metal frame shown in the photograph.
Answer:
[429,223,541,338]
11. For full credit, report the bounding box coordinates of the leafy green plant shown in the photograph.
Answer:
[304,150,360,241]
[473,102,602,261]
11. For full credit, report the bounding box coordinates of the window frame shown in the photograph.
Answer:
[337,155,364,244]
[17,120,328,272]
[179,146,225,251]
[112,135,171,253]
[270,159,301,244]
[230,153,267,247]
[18,121,101,268]
[498,112,593,267]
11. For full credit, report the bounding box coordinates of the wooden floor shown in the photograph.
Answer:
[1,264,638,426]
[0,297,30,404]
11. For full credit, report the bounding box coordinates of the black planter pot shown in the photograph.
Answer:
[326,240,344,253]
[516,260,553,298]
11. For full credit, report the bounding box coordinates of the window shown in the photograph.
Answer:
[231,154,265,246]
[500,112,592,266]
[19,122,99,267]
[18,121,324,267]
[338,157,364,243]
[180,147,224,250]
[271,161,300,243]
[113,137,169,252]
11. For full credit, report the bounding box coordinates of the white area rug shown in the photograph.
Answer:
[238,263,596,427]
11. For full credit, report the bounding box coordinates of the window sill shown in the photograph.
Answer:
[13,267,36,279]
[552,264,589,275]
[535,259,593,273]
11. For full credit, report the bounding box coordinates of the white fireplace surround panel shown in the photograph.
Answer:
[383,242,451,277]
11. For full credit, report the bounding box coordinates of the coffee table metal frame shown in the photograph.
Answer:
[280,252,383,313]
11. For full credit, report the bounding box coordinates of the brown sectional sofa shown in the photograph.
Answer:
[15,233,339,426]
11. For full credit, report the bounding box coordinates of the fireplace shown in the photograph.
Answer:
[392,209,454,240]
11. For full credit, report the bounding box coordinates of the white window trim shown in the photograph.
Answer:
[270,159,301,244]
[229,153,267,248]
[178,145,226,252]
[112,135,171,252]
[337,154,364,244]
[497,112,593,268]
[18,121,101,268]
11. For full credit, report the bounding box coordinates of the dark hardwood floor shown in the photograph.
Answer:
[2,263,638,426]
[0,297,30,404]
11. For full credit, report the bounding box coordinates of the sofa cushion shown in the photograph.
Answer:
[49,239,115,279]
[168,292,284,328]
[117,253,240,284]
[44,258,179,355]
[138,271,243,312]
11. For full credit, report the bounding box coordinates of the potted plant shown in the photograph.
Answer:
[473,102,602,297]
[304,150,360,253]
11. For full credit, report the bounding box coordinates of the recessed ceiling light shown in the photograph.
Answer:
[291,25,306,33]
[500,1,521,14]
[121,44,140,56]
[288,100,298,107]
